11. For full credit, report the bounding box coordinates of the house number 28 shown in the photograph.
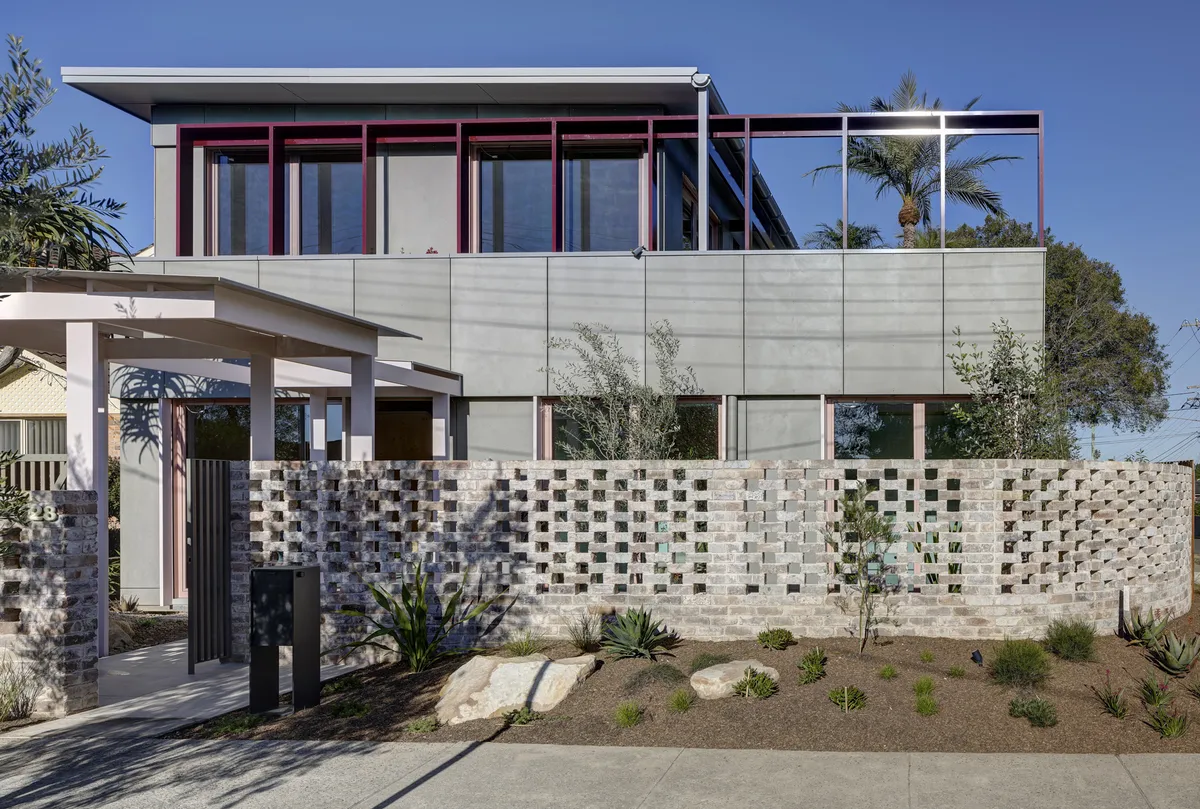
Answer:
[28,505,59,522]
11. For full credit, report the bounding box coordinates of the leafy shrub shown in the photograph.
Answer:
[947,666,966,679]
[829,685,867,712]
[328,699,369,719]
[1009,696,1058,727]
[566,611,603,653]
[1139,673,1174,709]
[614,701,644,728]
[335,560,504,672]
[798,647,827,685]
[1126,608,1171,647]
[625,663,687,692]
[756,627,796,651]
[601,608,672,660]
[732,667,778,700]
[988,639,1050,688]
[405,716,439,734]
[503,631,546,657]
[668,689,696,714]
[321,674,362,696]
[1044,618,1095,661]
[1089,671,1128,719]
[878,664,898,681]
[915,694,939,717]
[688,652,731,674]
[1148,632,1200,678]
[1148,707,1189,739]
[0,659,40,721]
[912,676,935,697]
[919,650,935,664]
[503,706,543,726]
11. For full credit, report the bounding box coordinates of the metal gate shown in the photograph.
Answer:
[186,459,233,674]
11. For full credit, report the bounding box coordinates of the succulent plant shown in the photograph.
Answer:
[756,627,796,651]
[600,608,673,660]
[829,685,867,712]
[798,646,827,685]
[1126,607,1171,648]
[732,667,778,699]
[1149,632,1200,678]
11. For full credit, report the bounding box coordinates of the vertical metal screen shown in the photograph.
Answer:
[186,459,233,674]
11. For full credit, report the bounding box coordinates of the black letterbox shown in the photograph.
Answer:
[249,566,321,713]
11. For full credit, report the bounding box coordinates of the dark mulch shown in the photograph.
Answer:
[172,599,1200,753]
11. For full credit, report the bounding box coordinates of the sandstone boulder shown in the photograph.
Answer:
[436,653,596,725]
[689,659,779,699]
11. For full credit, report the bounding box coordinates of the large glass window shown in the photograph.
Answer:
[546,398,719,460]
[287,152,363,255]
[213,151,269,255]
[188,403,307,461]
[479,147,552,252]
[925,402,971,459]
[834,402,914,460]
[564,148,640,251]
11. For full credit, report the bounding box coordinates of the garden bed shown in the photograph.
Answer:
[173,600,1200,753]
[110,613,189,654]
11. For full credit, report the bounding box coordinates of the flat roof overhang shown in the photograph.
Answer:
[0,269,415,359]
[59,66,710,121]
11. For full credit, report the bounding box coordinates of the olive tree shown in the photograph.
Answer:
[545,321,701,460]
[826,484,900,654]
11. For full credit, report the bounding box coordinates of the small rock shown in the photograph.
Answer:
[690,660,779,699]
[436,653,596,725]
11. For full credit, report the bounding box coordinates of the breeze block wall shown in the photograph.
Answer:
[0,490,99,716]
[242,460,1194,652]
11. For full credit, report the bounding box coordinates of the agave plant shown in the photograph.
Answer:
[600,608,673,660]
[1125,607,1170,648]
[1149,632,1200,678]
[334,560,505,672]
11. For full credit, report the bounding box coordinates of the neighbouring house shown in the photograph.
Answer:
[49,65,1046,608]
[0,349,119,489]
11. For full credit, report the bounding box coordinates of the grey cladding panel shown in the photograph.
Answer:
[355,258,451,367]
[843,252,944,395]
[547,256,646,394]
[944,251,1045,394]
[459,399,533,460]
[646,253,743,394]
[162,259,259,286]
[259,259,354,315]
[451,257,548,396]
[744,253,843,395]
[740,398,822,460]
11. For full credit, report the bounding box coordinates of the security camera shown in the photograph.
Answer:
[631,246,646,259]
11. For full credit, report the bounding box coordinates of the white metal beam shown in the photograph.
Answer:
[249,355,275,461]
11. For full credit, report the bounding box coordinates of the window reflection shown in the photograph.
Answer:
[834,402,914,460]
[214,151,269,255]
[479,147,552,252]
[564,148,640,252]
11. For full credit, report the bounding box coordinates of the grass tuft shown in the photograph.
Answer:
[912,676,935,697]
[503,631,547,657]
[1009,696,1058,727]
[327,699,370,719]
[988,639,1051,688]
[947,666,966,679]
[566,611,603,653]
[878,664,898,681]
[668,688,697,714]
[1043,618,1096,661]
[405,716,439,734]
[614,701,644,728]
[915,694,939,717]
[919,650,935,664]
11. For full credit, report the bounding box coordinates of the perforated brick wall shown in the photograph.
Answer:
[242,460,1193,650]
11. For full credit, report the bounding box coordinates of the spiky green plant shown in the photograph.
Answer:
[802,220,885,250]
[1148,707,1189,739]
[829,685,867,712]
[1089,671,1128,719]
[1148,632,1200,678]
[503,631,546,657]
[756,627,795,651]
[798,647,827,685]
[732,667,778,700]
[1139,673,1174,710]
[333,560,505,672]
[668,688,696,714]
[1126,608,1171,648]
[1009,696,1057,727]
[614,701,644,728]
[878,664,898,681]
[566,611,603,652]
[601,608,673,660]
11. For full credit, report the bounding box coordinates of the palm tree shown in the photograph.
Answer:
[806,71,1018,249]
[803,220,885,250]
[0,35,129,271]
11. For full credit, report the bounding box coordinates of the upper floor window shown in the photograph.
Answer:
[564,146,641,252]
[211,151,269,256]
[477,146,552,253]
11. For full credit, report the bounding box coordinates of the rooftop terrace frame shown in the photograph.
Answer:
[173,109,1043,258]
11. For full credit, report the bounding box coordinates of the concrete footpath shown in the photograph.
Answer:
[0,737,1196,809]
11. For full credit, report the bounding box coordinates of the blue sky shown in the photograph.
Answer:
[8,0,1200,458]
